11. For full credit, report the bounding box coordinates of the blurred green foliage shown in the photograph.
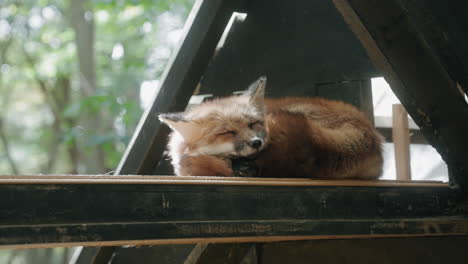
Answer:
[0,0,194,175]
[0,0,194,262]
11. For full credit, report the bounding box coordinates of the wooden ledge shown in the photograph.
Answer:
[0,174,461,248]
[2,232,466,250]
[0,175,448,187]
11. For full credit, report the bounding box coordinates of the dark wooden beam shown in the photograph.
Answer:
[332,0,468,190]
[400,0,468,96]
[0,176,465,249]
[115,0,242,175]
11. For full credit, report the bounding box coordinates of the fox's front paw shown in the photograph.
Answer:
[231,158,258,177]
[180,155,233,176]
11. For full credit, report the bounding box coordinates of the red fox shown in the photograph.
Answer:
[159,76,383,179]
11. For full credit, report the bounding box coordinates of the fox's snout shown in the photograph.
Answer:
[233,134,266,157]
[248,138,263,149]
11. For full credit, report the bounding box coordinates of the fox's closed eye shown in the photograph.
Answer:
[249,121,263,128]
[218,130,237,136]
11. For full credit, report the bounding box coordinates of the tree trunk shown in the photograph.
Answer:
[69,0,106,173]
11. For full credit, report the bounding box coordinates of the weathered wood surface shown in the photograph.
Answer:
[259,236,468,264]
[333,0,468,190]
[392,104,411,181]
[115,0,242,175]
[0,175,447,186]
[0,176,465,248]
[400,0,468,96]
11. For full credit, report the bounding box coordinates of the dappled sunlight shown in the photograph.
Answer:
[139,79,160,110]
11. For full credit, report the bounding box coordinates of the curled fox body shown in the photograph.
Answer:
[159,77,383,179]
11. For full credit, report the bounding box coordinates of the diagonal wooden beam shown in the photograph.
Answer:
[332,0,468,190]
[70,247,115,264]
[116,0,242,175]
[184,243,254,264]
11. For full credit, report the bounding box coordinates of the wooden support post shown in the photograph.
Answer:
[184,243,254,264]
[332,0,468,190]
[71,247,115,264]
[392,104,411,181]
[359,79,375,125]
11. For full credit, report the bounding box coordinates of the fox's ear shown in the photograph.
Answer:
[159,113,197,140]
[247,76,266,114]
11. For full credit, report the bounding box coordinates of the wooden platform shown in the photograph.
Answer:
[1,175,466,249]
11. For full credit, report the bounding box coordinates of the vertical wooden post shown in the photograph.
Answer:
[359,79,375,126]
[392,104,412,180]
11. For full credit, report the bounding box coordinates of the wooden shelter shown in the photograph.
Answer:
[2,0,468,263]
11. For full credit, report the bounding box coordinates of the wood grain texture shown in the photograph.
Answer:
[0,177,464,248]
[0,175,447,187]
[2,221,468,250]
[400,0,468,96]
[392,104,412,181]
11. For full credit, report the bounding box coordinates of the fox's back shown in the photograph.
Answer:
[257,97,383,179]
[265,97,368,124]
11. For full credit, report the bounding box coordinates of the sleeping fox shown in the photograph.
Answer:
[159,76,383,179]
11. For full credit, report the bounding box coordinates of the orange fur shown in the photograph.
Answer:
[159,77,383,179]
[180,155,232,177]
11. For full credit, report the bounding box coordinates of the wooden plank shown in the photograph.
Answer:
[392,104,412,181]
[0,177,464,248]
[400,0,468,96]
[260,236,468,264]
[358,79,375,125]
[0,175,447,187]
[332,0,468,190]
[2,220,468,250]
[115,0,242,175]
